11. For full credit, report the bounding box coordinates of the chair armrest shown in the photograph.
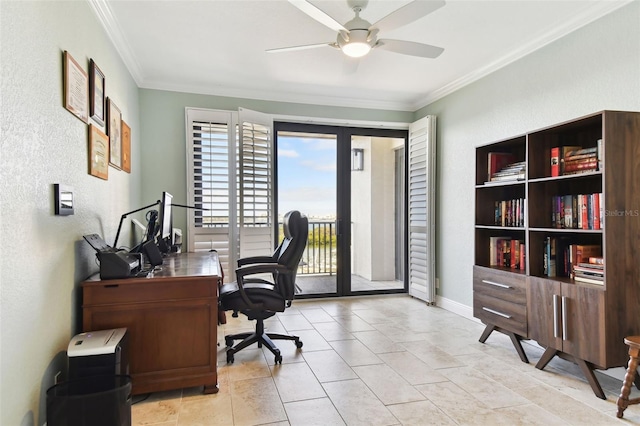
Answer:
[235,263,290,279]
[237,256,277,267]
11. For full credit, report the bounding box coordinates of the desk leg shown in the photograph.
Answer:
[204,383,219,394]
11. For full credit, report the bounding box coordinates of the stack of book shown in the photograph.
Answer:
[574,256,604,285]
[543,239,602,280]
[550,141,602,176]
[490,161,526,182]
[489,236,525,270]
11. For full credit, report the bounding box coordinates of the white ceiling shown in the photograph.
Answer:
[90,0,630,111]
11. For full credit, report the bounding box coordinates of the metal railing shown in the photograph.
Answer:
[299,220,337,276]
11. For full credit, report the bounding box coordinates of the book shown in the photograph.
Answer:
[551,147,560,177]
[574,275,605,285]
[570,244,602,278]
[488,152,516,181]
[563,159,598,173]
[559,146,582,174]
[519,243,526,270]
[589,256,604,265]
[563,146,597,157]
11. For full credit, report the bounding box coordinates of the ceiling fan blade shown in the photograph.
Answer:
[372,0,445,33]
[266,42,336,53]
[376,39,444,58]
[288,0,347,32]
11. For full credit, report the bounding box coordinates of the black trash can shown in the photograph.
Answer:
[46,375,132,426]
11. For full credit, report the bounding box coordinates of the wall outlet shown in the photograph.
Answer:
[54,371,62,384]
[436,278,440,289]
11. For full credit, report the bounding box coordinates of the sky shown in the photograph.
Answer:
[277,134,336,219]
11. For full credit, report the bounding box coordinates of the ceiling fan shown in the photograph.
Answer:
[267,0,445,59]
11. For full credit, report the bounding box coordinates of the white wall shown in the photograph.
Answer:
[0,2,141,425]
[416,1,640,308]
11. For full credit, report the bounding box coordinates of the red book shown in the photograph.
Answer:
[520,243,526,270]
[551,147,560,177]
[593,193,601,230]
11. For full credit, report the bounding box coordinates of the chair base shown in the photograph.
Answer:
[224,318,303,364]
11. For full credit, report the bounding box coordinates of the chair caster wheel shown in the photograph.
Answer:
[295,340,303,349]
[225,337,234,347]
[227,352,234,364]
[275,354,283,364]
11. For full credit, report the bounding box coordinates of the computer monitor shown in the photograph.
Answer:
[157,191,173,253]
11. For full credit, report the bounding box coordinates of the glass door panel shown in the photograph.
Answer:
[350,135,405,292]
[276,130,338,296]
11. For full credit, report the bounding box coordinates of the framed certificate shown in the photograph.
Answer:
[89,59,105,126]
[63,51,89,123]
[89,124,109,180]
[107,98,122,169]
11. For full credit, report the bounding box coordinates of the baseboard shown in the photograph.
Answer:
[435,295,481,323]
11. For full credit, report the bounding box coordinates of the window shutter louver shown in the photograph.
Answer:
[408,116,436,303]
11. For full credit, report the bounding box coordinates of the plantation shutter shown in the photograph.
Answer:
[408,115,436,303]
[185,108,238,277]
[238,108,274,258]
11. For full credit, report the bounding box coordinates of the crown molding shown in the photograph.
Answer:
[412,0,634,110]
[87,0,144,86]
[139,79,415,112]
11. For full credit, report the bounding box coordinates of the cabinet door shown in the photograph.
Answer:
[527,277,562,349]
[561,284,606,367]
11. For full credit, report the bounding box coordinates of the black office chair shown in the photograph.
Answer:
[219,210,308,364]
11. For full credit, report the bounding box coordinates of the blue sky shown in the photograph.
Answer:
[277,135,336,218]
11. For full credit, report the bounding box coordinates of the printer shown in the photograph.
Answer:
[97,250,142,280]
[68,328,129,380]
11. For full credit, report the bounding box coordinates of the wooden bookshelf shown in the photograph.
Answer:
[473,110,640,399]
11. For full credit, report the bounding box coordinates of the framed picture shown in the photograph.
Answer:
[89,59,105,126]
[89,124,109,180]
[63,51,88,123]
[121,120,131,173]
[107,98,122,169]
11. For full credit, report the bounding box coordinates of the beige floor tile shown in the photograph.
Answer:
[402,341,466,370]
[284,397,346,425]
[177,393,234,426]
[303,349,358,382]
[278,313,314,331]
[299,307,335,323]
[270,362,326,403]
[332,314,376,332]
[386,400,456,425]
[352,308,392,324]
[223,348,271,382]
[313,321,355,341]
[372,322,433,343]
[329,339,383,366]
[322,379,399,426]
[352,329,406,354]
[230,377,287,425]
[131,389,182,425]
[493,403,568,426]
[438,366,529,409]
[415,381,510,425]
[290,328,333,351]
[352,364,425,405]
[515,384,617,424]
[377,351,449,385]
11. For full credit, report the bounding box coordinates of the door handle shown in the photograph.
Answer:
[562,296,568,341]
[553,294,560,339]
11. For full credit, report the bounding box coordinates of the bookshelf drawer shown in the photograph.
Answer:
[473,266,526,305]
[474,292,527,336]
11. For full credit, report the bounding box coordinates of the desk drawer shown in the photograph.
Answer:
[474,292,527,336]
[83,277,216,306]
[473,266,526,305]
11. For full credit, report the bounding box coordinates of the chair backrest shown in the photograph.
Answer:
[274,210,308,300]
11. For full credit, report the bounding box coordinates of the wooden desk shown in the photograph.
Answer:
[82,252,220,395]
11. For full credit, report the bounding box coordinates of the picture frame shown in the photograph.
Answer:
[89,124,109,180]
[107,98,122,169]
[63,51,88,123]
[121,120,131,173]
[89,59,105,126]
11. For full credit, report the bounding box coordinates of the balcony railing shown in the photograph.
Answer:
[298,220,337,276]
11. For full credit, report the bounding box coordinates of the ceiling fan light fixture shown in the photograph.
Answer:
[338,28,372,58]
[342,41,371,57]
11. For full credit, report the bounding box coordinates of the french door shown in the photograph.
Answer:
[274,122,408,297]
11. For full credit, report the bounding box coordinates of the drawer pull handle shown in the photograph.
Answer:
[482,307,511,319]
[482,279,511,289]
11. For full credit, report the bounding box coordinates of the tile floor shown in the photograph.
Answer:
[132,295,640,425]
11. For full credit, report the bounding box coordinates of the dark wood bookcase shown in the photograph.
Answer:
[474,110,640,399]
